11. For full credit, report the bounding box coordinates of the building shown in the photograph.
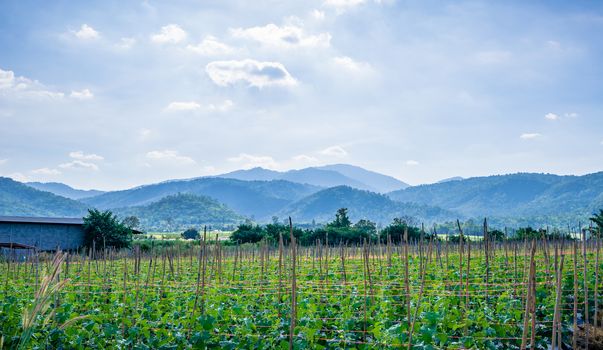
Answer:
[0,216,85,251]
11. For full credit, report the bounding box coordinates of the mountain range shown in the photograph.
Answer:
[0,177,88,217]
[218,164,409,193]
[26,182,105,199]
[1,164,602,231]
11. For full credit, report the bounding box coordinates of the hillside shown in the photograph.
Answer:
[218,164,409,193]
[388,172,603,224]
[316,164,409,192]
[115,193,243,231]
[26,182,105,199]
[82,177,320,220]
[0,177,88,217]
[277,186,457,224]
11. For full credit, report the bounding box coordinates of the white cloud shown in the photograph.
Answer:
[69,151,104,161]
[73,24,100,40]
[231,23,331,48]
[7,172,29,182]
[146,150,196,165]
[186,36,235,55]
[138,128,152,141]
[324,0,366,10]
[565,112,578,118]
[227,153,278,169]
[520,133,541,140]
[165,101,201,112]
[332,56,372,72]
[206,59,297,88]
[117,37,136,49]
[70,88,94,100]
[207,99,234,112]
[405,160,419,166]
[0,68,64,99]
[475,50,512,64]
[151,24,187,44]
[59,160,99,171]
[546,40,561,49]
[312,9,326,20]
[292,154,319,163]
[319,145,348,157]
[544,113,559,121]
[0,159,7,165]
[31,167,61,175]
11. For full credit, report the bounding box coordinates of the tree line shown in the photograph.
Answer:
[79,208,603,249]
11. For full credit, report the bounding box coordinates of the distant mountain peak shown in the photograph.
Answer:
[436,176,464,184]
[26,181,105,200]
[216,163,409,193]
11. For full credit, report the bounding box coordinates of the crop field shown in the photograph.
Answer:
[1,235,602,349]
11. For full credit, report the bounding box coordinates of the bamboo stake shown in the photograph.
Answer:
[289,217,296,350]
[595,232,600,328]
[520,240,536,350]
[573,240,578,350]
[583,227,589,349]
[551,255,564,350]
[404,227,411,339]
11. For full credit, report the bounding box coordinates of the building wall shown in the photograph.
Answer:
[0,223,85,250]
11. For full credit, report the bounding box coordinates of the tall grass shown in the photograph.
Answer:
[18,251,87,350]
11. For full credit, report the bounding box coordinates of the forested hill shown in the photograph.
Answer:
[388,172,603,224]
[0,177,88,217]
[26,182,105,199]
[114,193,243,231]
[277,186,457,224]
[82,177,320,220]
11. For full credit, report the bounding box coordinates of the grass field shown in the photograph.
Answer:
[1,237,601,349]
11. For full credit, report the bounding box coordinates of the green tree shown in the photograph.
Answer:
[122,215,140,230]
[354,219,377,236]
[330,208,351,228]
[83,209,133,249]
[591,209,603,232]
[489,229,505,241]
[230,224,265,244]
[181,228,200,240]
[379,218,422,243]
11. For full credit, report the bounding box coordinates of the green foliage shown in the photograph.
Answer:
[230,224,265,244]
[512,226,572,241]
[228,209,428,246]
[591,209,603,231]
[122,215,140,229]
[181,228,200,240]
[83,209,133,249]
[329,208,351,228]
[489,229,505,241]
[379,217,423,243]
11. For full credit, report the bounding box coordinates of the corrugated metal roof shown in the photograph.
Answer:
[0,242,37,249]
[0,216,84,225]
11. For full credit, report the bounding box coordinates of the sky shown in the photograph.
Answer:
[1,0,603,190]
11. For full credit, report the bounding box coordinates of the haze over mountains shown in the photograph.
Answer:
[26,182,105,200]
[0,164,602,231]
[217,164,410,193]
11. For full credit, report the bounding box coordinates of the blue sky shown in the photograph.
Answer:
[1,0,602,190]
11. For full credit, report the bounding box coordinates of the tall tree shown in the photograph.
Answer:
[83,209,133,249]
